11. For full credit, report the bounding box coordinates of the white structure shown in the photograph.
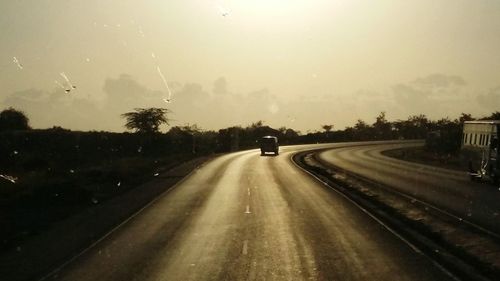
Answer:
[461,120,500,183]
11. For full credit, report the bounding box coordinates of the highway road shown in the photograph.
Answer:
[47,143,454,281]
[318,142,500,234]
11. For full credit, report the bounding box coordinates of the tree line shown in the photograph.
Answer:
[2,107,500,154]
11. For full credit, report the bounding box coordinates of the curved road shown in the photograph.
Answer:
[318,142,500,234]
[48,143,453,281]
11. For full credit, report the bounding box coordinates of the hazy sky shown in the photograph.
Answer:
[1,0,500,132]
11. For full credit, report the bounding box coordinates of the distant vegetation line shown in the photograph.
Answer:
[0,107,498,251]
[1,108,500,156]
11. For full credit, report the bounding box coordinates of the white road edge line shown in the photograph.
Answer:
[242,240,248,255]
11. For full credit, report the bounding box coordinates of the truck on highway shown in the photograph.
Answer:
[260,136,279,156]
[461,120,500,184]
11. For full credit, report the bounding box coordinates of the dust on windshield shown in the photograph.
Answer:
[1,1,500,281]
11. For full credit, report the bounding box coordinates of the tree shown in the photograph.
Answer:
[354,119,369,130]
[121,108,170,133]
[249,120,264,129]
[483,111,500,120]
[167,124,202,153]
[353,119,372,140]
[321,124,334,132]
[458,113,474,123]
[0,107,30,131]
[284,128,299,138]
[373,112,392,139]
[406,114,430,138]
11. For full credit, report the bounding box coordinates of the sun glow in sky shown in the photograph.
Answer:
[1,0,500,132]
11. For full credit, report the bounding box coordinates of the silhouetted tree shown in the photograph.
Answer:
[321,124,333,132]
[458,113,474,123]
[483,111,500,120]
[0,107,30,131]
[426,117,461,153]
[373,112,392,139]
[121,108,170,133]
[167,124,203,153]
[284,128,300,139]
[354,119,369,130]
[351,119,372,140]
[406,114,430,139]
[249,120,264,129]
[217,126,242,152]
[277,127,287,135]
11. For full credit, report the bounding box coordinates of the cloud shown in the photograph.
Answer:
[412,73,466,88]
[167,82,212,125]
[0,74,167,131]
[6,73,485,133]
[2,74,405,132]
[393,83,428,106]
[103,74,163,112]
[0,74,289,131]
[392,73,470,117]
[173,83,210,105]
[212,77,228,96]
[477,86,500,110]
[1,88,105,130]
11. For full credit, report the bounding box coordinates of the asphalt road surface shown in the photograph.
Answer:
[318,142,500,234]
[48,143,454,281]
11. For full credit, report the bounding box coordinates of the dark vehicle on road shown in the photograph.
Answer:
[461,120,500,184]
[260,136,279,156]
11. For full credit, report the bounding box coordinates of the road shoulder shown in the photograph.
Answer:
[0,155,214,281]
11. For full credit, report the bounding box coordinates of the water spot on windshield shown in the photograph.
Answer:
[268,103,279,114]
[156,66,173,103]
[12,57,23,69]
[60,72,76,93]
[218,3,230,17]
[55,80,66,90]
[0,174,18,184]
[138,25,145,37]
